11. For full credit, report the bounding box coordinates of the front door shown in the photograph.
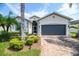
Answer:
[32,21,37,34]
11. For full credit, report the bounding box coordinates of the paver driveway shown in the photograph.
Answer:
[41,35,79,56]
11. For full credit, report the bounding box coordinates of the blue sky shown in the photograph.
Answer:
[0,3,79,20]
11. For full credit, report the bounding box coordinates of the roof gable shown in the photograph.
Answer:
[38,12,73,21]
[29,15,40,19]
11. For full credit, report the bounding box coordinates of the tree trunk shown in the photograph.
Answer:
[1,24,6,32]
[6,25,10,32]
[20,3,25,41]
[2,26,6,32]
[29,45,32,50]
[69,3,72,8]
[6,26,9,32]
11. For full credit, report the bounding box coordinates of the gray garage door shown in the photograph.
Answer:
[41,25,66,35]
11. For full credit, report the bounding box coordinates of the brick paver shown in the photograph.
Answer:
[41,36,79,56]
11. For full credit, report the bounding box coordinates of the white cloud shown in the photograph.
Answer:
[57,3,78,14]
[4,3,79,20]
[57,3,79,20]
[25,3,50,18]
[5,3,20,16]
[25,9,48,19]
[57,3,69,12]
[31,10,48,17]
[5,3,49,19]
[24,10,48,19]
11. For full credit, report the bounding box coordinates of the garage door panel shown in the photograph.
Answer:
[41,25,66,35]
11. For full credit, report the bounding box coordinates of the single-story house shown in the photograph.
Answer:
[10,12,73,36]
[28,12,72,36]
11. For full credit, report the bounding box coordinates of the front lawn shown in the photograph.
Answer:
[0,42,41,56]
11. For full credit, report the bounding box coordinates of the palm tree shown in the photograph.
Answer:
[6,16,17,32]
[0,12,18,32]
[0,14,6,31]
[69,3,72,8]
[20,3,25,41]
[0,15,6,32]
[6,11,17,32]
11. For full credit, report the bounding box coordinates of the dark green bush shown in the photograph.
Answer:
[25,39,34,45]
[27,35,40,43]
[10,36,21,40]
[69,26,78,29]
[9,38,24,50]
[9,32,20,36]
[25,32,28,35]
[0,31,12,42]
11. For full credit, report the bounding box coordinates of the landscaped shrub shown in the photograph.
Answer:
[25,39,34,45]
[69,26,78,29]
[0,31,12,42]
[9,38,24,50]
[10,36,21,40]
[34,35,40,43]
[70,32,77,38]
[25,32,28,35]
[27,35,40,43]
[9,32,20,36]
[27,33,33,36]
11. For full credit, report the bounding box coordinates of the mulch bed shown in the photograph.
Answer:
[5,40,41,53]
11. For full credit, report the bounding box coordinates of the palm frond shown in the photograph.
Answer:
[69,3,72,8]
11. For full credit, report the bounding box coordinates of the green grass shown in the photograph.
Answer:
[0,42,41,56]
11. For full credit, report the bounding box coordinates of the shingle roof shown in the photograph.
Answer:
[70,20,79,24]
[16,16,31,22]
